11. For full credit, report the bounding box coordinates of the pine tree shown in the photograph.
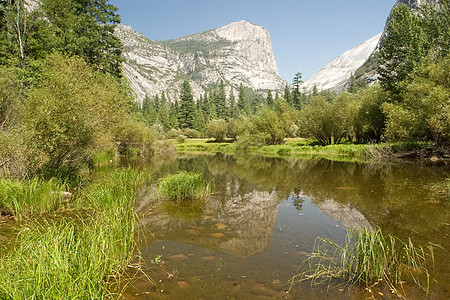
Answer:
[214,80,227,119]
[178,80,196,128]
[266,90,274,108]
[158,91,170,131]
[284,84,293,106]
[169,100,179,129]
[228,89,238,119]
[237,83,249,114]
[41,0,123,78]
[378,4,427,99]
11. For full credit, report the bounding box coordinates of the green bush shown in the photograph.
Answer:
[157,171,208,201]
[238,99,297,146]
[383,58,450,146]
[19,54,151,178]
[298,95,352,145]
[351,85,387,143]
[206,119,228,142]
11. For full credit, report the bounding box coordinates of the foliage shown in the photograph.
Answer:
[0,177,66,221]
[378,1,450,100]
[351,85,387,143]
[40,0,123,78]
[157,171,209,201]
[383,58,450,146]
[0,168,143,299]
[178,80,196,128]
[290,227,435,298]
[19,54,147,178]
[238,99,297,146]
[206,119,228,142]
[298,95,351,145]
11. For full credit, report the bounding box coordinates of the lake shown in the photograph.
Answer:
[124,153,449,299]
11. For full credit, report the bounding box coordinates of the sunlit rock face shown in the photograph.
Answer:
[305,0,439,92]
[116,20,286,103]
[303,33,381,92]
[137,181,281,258]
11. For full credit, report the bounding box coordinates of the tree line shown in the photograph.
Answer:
[139,1,449,150]
[0,0,157,180]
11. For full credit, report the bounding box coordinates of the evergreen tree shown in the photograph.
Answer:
[378,4,427,99]
[292,72,303,93]
[228,89,239,119]
[284,84,293,106]
[214,80,227,119]
[169,99,179,129]
[266,90,274,108]
[158,91,170,131]
[178,80,196,128]
[41,0,123,78]
[237,83,249,114]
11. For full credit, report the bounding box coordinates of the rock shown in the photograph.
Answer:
[202,256,216,261]
[214,223,227,230]
[168,254,188,260]
[115,20,286,103]
[210,232,224,238]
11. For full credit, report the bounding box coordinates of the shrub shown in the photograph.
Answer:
[351,85,387,143]
[20,54,136,178]
[157,171,208,201]
[383,58,450,146]
[298,95,352,145]
[206,119,228,142]
[181,128,201,138]
[176,135,187,143]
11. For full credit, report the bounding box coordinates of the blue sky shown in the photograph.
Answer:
[110,0,395,81]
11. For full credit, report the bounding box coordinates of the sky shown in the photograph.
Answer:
[110,0,396,82]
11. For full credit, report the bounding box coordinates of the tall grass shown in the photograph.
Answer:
[290,227,435,297]
[0,177,66,221]
[157,171,209,201]
[0,168,144,299]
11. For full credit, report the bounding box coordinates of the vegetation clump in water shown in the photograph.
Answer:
[0,168,144,299]
[290,227,435,297]
[157,171,209,201]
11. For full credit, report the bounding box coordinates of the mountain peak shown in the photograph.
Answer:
[117,21,286,102]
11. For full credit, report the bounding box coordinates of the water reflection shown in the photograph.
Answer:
[130,153,449,299]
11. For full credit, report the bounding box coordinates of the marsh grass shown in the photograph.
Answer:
[0,177,66,221]
[290,227,435,298]
[157,171,209,201]
[0,168,145,299]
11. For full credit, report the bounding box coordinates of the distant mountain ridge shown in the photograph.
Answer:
[116,20,286,102]
[303,33,381,92]
[304,0,438,92]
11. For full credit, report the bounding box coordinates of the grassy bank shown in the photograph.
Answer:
[175,139,443,162]
[0,168,144,299]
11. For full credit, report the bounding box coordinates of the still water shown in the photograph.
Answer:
[125,154,449,299]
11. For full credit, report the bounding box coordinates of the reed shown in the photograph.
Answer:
[290,227,435,297]
[0,177,66,221]
[157,171,209,201]
[0,168,144,299]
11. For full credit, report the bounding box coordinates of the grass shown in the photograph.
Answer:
[175,139,440,162]
[0,177,67,221]
[290,227,435,298]
[0,168,145,299]
[157,171,209,201]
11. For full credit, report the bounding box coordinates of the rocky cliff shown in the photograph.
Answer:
[304,0,438,92]
[116,20,286,103]
[303,33,381,92]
